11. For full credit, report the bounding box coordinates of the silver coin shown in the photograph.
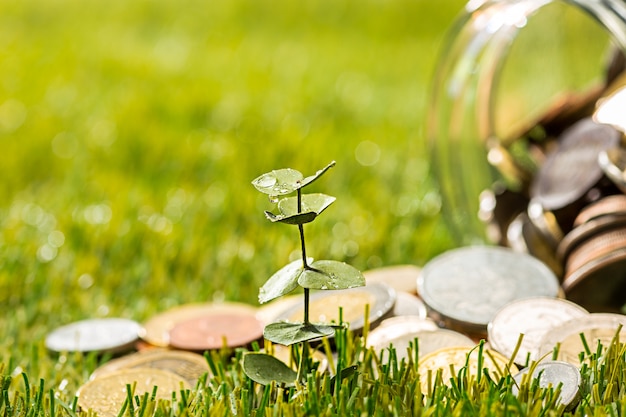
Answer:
[598,145,626,193]
[417,246,560,332]
[45,318,140,354]
[511,361,581,410]
[370,315,439,335]
[537,313,626,365]
[391,291,428,318]
[487,297,589,366]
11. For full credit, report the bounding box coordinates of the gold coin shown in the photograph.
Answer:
[77,368,191,417]
[537,313,626,365]
[140,302,258,347]
[363,264,421,295]
[418,346,517,387]
[276,283,396,334]
[90,349,210,387]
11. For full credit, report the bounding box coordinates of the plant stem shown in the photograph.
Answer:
[296,188,311,324]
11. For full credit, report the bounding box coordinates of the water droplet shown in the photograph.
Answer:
[321,285,328,290]
[254,174,277,189]
[268,195,279,204]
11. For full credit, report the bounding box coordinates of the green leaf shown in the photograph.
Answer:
[264,210,318,225]
[298,260,365,290]
[264,193,336,225]
[251,168,303,196]
[251,162,335,196]
[278,193,336,217]
[242,352,297,386]
[330,365,359,390]
[263,321,338,345]
[298,161,336,188]
[259,259,310,304]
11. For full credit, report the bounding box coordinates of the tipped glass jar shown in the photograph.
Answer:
[429,0,626,244]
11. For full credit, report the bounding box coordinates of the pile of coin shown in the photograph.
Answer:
[479,51,626,313]
[45,259,626,413]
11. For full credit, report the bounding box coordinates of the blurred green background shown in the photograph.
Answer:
[0,0,467,382]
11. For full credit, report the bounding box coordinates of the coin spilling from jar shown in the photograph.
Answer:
[479,49,626,314]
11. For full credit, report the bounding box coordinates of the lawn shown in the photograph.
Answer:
[0,0,466,411]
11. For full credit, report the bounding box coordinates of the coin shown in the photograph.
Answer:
[556,213,626,261]
[511,361,581,410]
[487,297,589,366]
[564,226,626,275]
[417,246,560,335]
[573,194,626,227]
[140,302,259,347]
[275,282,396,334]
[90,349,210,387]
[506,212,562,278]
[537,313,626,365]
[168,310,265,351]
[373,315,439,333]
[391,291,428,318]
[256,294,301,326]
[530,117,620,212]
[368,326,474,362]
[418,346,518,387]
[77,368,190,417]
[45,318,140,354]
[363,265,421,295]
[561,248,626,312]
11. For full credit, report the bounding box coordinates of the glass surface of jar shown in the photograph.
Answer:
[428,0,626,245]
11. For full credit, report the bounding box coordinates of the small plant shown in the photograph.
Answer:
[242,161,365,386]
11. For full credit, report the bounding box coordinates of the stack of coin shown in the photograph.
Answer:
[477,62,626,312]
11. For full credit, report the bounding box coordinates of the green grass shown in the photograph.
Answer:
[3,0,626,416]
[0,0,462,413]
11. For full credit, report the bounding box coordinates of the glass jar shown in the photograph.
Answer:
[428,0,626,245]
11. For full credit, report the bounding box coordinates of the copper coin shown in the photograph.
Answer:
[168,310,264,351]
[487,297,588,366]
[45,318,140,354]
[562,248,626,312]
[275,282,396,334]
[573,194,626,227]
[564,227,626,275]
[90,349,210,387]
[140,302,258,347]
[556,213,626,261]
[77,368,190,417]
[417,246,560,334]
[363,264,421,295]
[538,313,626,365]
[530,117,620,211]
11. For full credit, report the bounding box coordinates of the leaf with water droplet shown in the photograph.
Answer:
[251,168,303,196]
[298,161,336,188]
[264,194,336,225]
[242,352,297,386]
[263,321,338,346]
[298,260,365,290]
[258,259,312,304]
